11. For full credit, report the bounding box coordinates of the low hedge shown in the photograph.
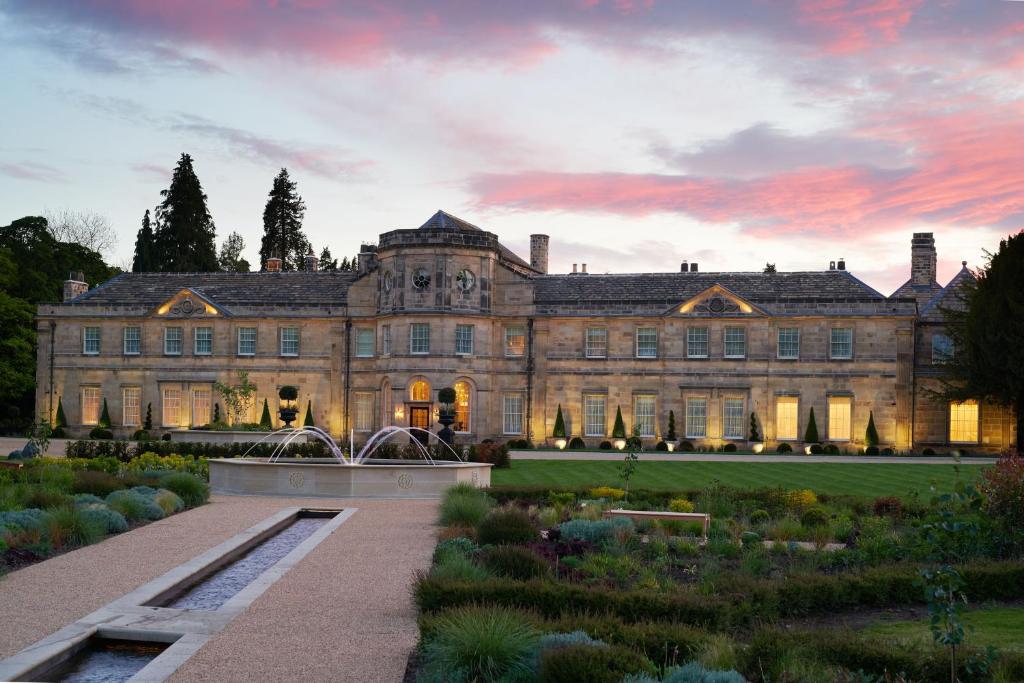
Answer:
[66,439,328,462]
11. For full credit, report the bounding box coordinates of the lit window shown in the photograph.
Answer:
[194,327,212,355]
[123,327,140,355]
[356,329,374,357]
[410,323,430,354]
[83,327,101,355]
[685,397,707,438]
[381,325,391,356]
[776,396,799,440]
[583,394,606,437]
[410,380,431,402]
[724,327,746,359]
[122,387,141,427]
[162,388,182,427]
[634,395,656,437]
[687,327,709,358]
[164,327,183,356]
[354,392,374,431]
[455,325,474,355]
[81,386,101,425]
[830,328,853,359]
[454,381,471,432]
[723,398,745,439]
[502,394,524,435]
[777,328,800,359]
[949,400,978,444]
[636,327,657,358]
[932,334,953,364]
[505,325,526,357]
[585,327,608,358]
[828,396,851,441]
[280,327,299,356]
[192,388,211,426]
[238,327,257,356]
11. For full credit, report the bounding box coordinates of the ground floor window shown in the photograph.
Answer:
[722,398,745,439]
[454,381,471,433]
[81,386,101,425]
[949,400,979,444]
[123,387,141,427]
[828,397,851,441]
[685,397,707,438]
[503,394,524,435]
[583,394,606,437]
[776,396,799,441]
[354,391,374,432]
[192,388,211,427]
[162,388,182,427]
[634,395,656,437]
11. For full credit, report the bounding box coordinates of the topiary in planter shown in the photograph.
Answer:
[89,426,113,440]
[822,444,840,455]
[611,407,626,439]
[748,412,761,442]
[666,410,677,442]
[98,398,112,429]
[552,404,566,439]
[278,385,298,402]
[144,403,153,431]
[809,444,824,454]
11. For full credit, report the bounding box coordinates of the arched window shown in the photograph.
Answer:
[410,380,430,402]
[454,380,471,433]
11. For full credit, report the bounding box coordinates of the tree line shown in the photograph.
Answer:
[131,154,358,273]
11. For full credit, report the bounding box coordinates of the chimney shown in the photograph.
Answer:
[571,263,578,274]
[265,256,282,272]
[357,243,378,275]
[681,260,688,272]
[690,263,699,273]
[304,246,319,272]
[911,232,937,286]
[581,263,587,274]
[530,234,549,274]
[837,258,846,271]
[829,260,836,270]
[63,271,88,302]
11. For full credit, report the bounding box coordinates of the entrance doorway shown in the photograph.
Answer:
[410,406,430,445]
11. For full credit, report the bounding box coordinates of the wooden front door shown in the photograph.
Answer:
[410,406,430,445]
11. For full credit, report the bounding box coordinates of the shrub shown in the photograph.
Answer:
[740,530,762,547]
[822,444,840,455]
[158,472,210,508]
[131,429,150,441]
[864,446,880,455]
[669,498,695,513]
[105,490,164,521]
[72,470,123,497]
[749,509,770,525]
[979,449,1024,529]
[552,404,567,439]
[588,486,626,501]
[803,407,820,444]
[433,537,478,563]
[784,489,818,512]
[0,508,50,534]
[568,437,585,450]
[46,505,105,549]
[418,607,539,683]
[612,407,626,439]
[872,496,903,519]
[922,447,936,456]
[776,443,792,454]
[599,441,612,450]
[680,441,695,452]
[478,508,539,546]
[557,518,633,545]
[88,427,114,440]
[79,505,129,534]
[655,441,668,451]
[432,551,491,582]
[22,487,70,510]
[440,484,495,527]
[808,444,823,454]
[538,642,655,683]
[154,489,185,515]
[865,410,879,447]
[72,493,105,506]
[468,442,511,468]
[721,443,737,452]
[480,545,551,580]
[123,453,208,479]
[800,506,829,527]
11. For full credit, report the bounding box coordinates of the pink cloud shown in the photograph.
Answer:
[797,0,920,54]
[0,161,67,183]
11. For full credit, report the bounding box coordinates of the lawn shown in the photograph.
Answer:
[493,459,987,497]
[864,607,1024,652]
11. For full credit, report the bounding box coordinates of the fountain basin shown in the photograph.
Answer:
[209,457,491,498]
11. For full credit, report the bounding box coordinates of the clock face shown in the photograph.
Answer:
[412,268,431,290]
[382,271,394,292]
[456,268,476,291]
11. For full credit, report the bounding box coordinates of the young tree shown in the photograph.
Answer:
[218,231,251,272]
[55,397,67,429]
[552,404,566,439]
[154,154,218,272]
[132,210,156,272]
[763,263,777,274]
[939,231,1024,450]
[259,168,309,271]
[666,410,677,442]
[749,412,761,442]
[318,246,338,272]
[804,407,820,443]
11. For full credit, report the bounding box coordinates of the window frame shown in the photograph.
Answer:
[583,394,606,437]
[777,327,800,360]
[354,391,375,432]
[949,400,979,444]
[685,397,708,439]
[635,327,658,358]
[453,381,472,433]
[237,327,257,357]
[827,396,852,442]
[585,327,608,359]
[191,388,212,427]
[193,327,213,356]
[161,387,182,428]
[775,396,799,441]
[81,386,101,426]
[830,327,853,360]
[723,326,746,359]
[633,394,656,437]
[279,327,299,357]
[932,333,953,365]
[722,397,745,440]
[122,386,141,427]
[163,327,183,356]
[410,323,430,355]
[502,393,524,435]
[455,324,474,356]
[687,326,709,359]
[381,325,391,356]
[123,326,141,356]
[504,325,526,357]
[355,328,375,358]
[83,326,101,356]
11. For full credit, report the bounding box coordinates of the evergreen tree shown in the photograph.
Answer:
[339,256,351,272]
[318,246,338,272]
[55,397,67,428]
[154,154,218,272]
[218,231,250,272]
[259,398,273,429]
[98,398,111,429]
[259,168,309,271]
[144,403,153,431]
[213,403,221,424]
[131,210,156,272]
[865,411,880,447]
[666,410,677,441]
[303,400,315,427]
[612,406,626,439]
[749,412,761,442]
[553,404,566,438]
[804,407,819,443]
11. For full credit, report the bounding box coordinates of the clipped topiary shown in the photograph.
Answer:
[748,412,761,442]
[303,400,315,427]
[89,427,113,440]
[278,385,299,402]
[259,398,273,429]
[55,396,68,429]
[749,509,770,525]
[800,506,829,527]
[477,508,539,546]
[611,406,626,439]
[79,505,129,534]
[98,398,112,429]
[865,410,880,448]
[776,443,792,454]
[599,440,612,450]
[552,404,566,439]
[804,407,819,444]
[666,410,677,442]
[144,403,153,431]
[567,436,585,449]
[106,490,164,521]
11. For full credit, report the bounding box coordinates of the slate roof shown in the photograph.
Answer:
[919,265,975,323]
[415,210,537,273]
[66,271,356,308]
[891,278,943,304]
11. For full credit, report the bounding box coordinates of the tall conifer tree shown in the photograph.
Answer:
[318,246,338,272]
[154,154,218,272]
[259,168,309,271]
[131,210,156,272]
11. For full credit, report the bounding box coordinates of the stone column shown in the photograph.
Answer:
[895,327,914,449]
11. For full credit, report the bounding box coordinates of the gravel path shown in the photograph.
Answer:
[510,450,997,464]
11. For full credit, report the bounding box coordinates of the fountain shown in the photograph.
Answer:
[208,426,491,498]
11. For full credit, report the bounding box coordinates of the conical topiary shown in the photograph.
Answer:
[144,403,153,431]
[259,398,273,429]
[303,400,315,427]
[213,403,221,423]
[98,398,112,428]
[553,404,566,438]
[55,397,67,428]
[865,410,879,447]
[749,412,760,442]
[612,406,626,439]
[804,407,819,443]
[666,410,677,442]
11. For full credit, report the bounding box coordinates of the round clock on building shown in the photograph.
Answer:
[456,268,476,291]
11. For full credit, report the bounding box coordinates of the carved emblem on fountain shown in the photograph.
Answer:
[288,471,305,489]
[398,473,414,489]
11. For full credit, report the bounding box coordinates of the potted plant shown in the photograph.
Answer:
[278,385,299,427]
[437,387,457,445]
[749,412,764,453]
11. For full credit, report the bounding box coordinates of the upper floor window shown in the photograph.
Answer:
[635,327,657,358]
[280,327,299,356]
[381,325,391,356]
[164,327,183,356]
[932,334,953,364]
[83,326,101,355]
[355,328,374,358]
[687,327,709,358]
[123,327,140,355]
[724,327,746,359]
[410,323,430,354]
[455,324,474,355]
[194,327,213,356]
[777,327,800,359]
[237,327,257,356]
[830,327,853,359]
[505,325,526,357]
[585,327,608,358]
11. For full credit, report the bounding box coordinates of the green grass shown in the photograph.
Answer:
[864,607,1024,652]
[493,460,987,497]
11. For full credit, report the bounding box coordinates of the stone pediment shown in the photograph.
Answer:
[672,284,765,317]
[151,289,228,318]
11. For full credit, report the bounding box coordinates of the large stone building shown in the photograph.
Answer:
[36,211,1016,451]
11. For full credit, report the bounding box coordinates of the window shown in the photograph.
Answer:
[723,398,745,439]
[194,327,212,356]
[192,388,211,426]
[454,381,471,432]
[354,392,374,431]
[164,327,183,356]
[356,329,374,357]
[932,334,953,364]
[280,327,299,356]
[687,327,709,358]
[776,396,799,440]
[81,387,101,425]
[455,324,474,355]
[122,387,141,427]
[83,327,101,355]
[585,327,608,358]
[830,327,853,359]
[583,394,606,437]
[505,325,526,357]
[634,395,656,437]
[237,327,257,356]
[685,397,707,438]
[503,394,524,435]
[410,323,430,354]
[636,327,657,358]
[724,327,746,359]
[410,380,430,402]
[777,328,800,359]
[123,327,140,355]
[828,396,851,441]
[381,325,391,356]
[949,400,979,444]
[162,388,182,427]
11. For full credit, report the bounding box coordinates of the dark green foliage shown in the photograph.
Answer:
[153,154,219,272]
[479,545,551,580]
[278,385,298,401]
[72,470,123,497]
[440,484,494,527]
[303,400,314,427]
[213,403,221,423]
[776,443,792,453]
[131,209,156,272]
[259,168,309,271]
[22,486,70,510]
[722,443,737,452]
[612,406,626,439]
[865,445,880,455]
[748,413,760,442]
[568,436,585,449]
[131,429,150,441]
[318,246,338,271]
[64,438,329,461]
[98,398,111,429]
[159,472,210,508]
[865,410,880,448]
[680,441,694,452]
[804,407,819,443]
[477,508,539,546]
[749,509,770,525]
[599,440,612,450]
[88,427,113,440]
[655,440,668,451]
[538,643,655,683]
[468,442,511,468]
[259,398,272,429]
[46,505,105,549]
[79,506,128,534]
[418,606,539,683]
[823,444,840,454]
[553,404,566,439]
[438,387,457,405]
[144,403,153,431]
[808,443,823,454]
[217,231,250,272]
[54,397,67,429]
[800,506,829,527]
[666,410,677,442]
[106,490,164,521]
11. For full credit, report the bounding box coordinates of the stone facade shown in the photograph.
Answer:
[36,211,1016,451]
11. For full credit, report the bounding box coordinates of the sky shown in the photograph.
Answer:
[1,0,1022,293]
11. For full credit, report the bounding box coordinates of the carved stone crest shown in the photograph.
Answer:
[693,295,739,315]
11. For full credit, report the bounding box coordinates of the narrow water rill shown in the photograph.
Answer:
[40,639,168,683]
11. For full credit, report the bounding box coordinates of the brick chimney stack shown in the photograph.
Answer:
[357,243,378,275]
[63,271,88,301]
[911,233,937,286]
[304,246,319,272]
[265,256,282,272]
[530,234,549,274]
